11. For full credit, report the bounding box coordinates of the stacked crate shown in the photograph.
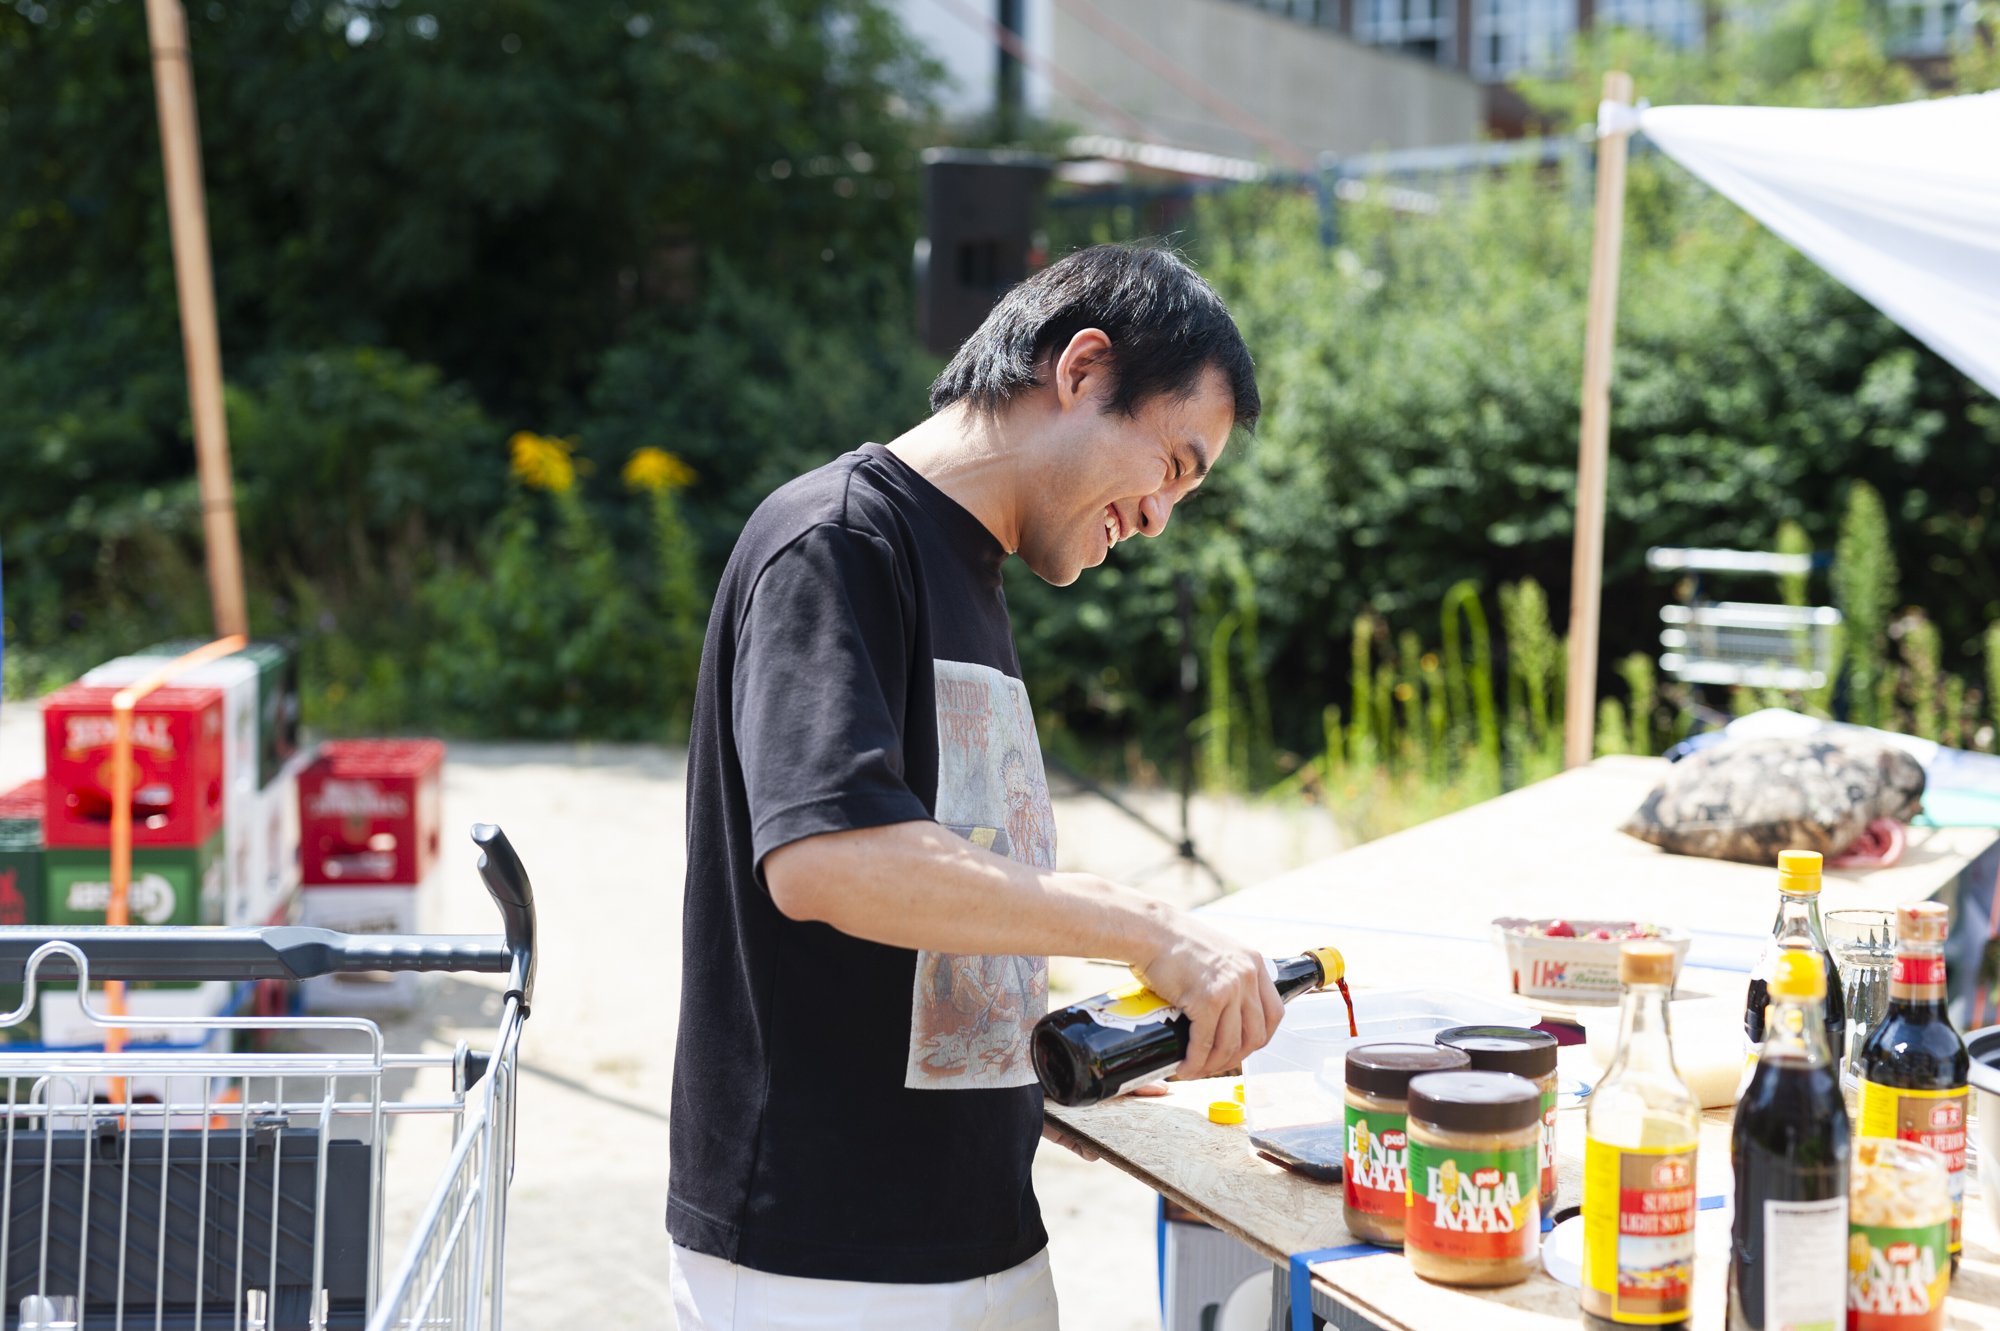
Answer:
[297,739,445,1012]
[0,779,44,1045]
[37,681,233,1047]
[83,642,304,929]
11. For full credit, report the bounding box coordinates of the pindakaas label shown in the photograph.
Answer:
[1849,1219,1949,1330]
[1404,1140,1538,1261]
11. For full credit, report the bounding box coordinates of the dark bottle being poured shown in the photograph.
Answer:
[1742,850,1845,1063]
[1032,946,1347,1107]
[1728,949,1851,1331]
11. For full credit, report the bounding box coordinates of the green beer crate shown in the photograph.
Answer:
[0,823,44,1044]
[0,823,42,928]
[44,830,225,929]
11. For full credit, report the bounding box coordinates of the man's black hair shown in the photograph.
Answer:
[928,243,1259,430]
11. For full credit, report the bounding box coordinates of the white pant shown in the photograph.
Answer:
[669,1244,1060,1331]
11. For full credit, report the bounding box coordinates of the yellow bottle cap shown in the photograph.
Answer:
[1769,948,1825,1000]
[1208,1100,1245,1125]
[1777,850,1823,895]
[1233,1083,1245,1103]
[1309,946,1345,985]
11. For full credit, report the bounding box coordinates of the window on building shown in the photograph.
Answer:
[1468,0,1576,80]
[1885,0,1967,53]
[1355,0,1458,64]
[1596,0,1705,48]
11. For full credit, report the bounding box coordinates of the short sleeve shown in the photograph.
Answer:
[734,522,932,870]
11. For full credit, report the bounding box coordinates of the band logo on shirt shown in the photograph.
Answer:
[905,660,1054,1091]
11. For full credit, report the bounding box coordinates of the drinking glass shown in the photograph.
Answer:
[1825,908,1896,1087]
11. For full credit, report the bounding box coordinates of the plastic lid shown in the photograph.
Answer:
[1620,940,1676,986]
[1435,1026,1557,1078]
[1208,1100,1244,1125]
[1407,1070,1542,1134]
[1897,901,1950,943]
[1233,1083,1245,1103]
[1777,849,1823,895]
[1345,1042,1472,1098]
[1769,948,1825,1000]
[1309,946,1345,985]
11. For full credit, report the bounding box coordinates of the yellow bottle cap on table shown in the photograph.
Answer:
[1770,948,1825,1000]
[1233,1083,1245,1103]
[1209,1100,1245,1125]
[1777,849,1823,895]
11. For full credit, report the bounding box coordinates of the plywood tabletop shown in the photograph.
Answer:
[1193,757,1997,1009]
[1045,1073,2000,1330]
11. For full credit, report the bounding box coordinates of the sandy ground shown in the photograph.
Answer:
[0,704,1340,1329]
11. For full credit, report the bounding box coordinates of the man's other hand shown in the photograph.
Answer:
[1131,917,1284,1081]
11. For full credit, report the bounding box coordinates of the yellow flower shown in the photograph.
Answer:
[623,446,696,495]
[510,432,576,493]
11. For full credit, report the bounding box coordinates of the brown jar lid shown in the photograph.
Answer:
[1345,1042,1471,1098]
[1434,1026,1557,1079]
[1620,941,1676,987]
[1407,1070,1542,1133]
[1898,902,1950,944]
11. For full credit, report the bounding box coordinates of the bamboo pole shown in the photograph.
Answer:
[144,0,249,638]
[1562,71,1635,770]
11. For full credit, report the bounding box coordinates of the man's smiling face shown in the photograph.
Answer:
[1016,363,1235,587]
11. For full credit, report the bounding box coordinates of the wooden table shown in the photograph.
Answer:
[1046,1066,2000,1330]
[1197,756,1997,1008]
[1046,758,2000,1330]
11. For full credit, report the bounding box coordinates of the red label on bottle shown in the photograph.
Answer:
[1892,956,1947,986]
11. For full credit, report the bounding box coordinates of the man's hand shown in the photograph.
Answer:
[1129,915,1284,1081]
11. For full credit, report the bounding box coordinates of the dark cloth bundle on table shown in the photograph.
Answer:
[1622,736,1925,865]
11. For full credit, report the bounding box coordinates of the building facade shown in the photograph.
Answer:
[887,0,1485,161]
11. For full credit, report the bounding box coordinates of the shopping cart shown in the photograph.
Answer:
[0,822,536,1331]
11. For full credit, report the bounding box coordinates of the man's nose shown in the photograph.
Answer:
[1137,491,1173,537]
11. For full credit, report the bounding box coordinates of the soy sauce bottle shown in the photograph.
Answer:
[1855,900,1969,1269]
[1032,946,1344,1106]
[1728,950,1850,1331]
[1742,850,1845,1065]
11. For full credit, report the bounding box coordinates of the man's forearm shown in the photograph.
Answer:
[763,820,1173,964]
[765,819,1286,1079]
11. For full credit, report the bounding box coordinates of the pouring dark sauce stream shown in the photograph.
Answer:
[1335,976,1357,1037]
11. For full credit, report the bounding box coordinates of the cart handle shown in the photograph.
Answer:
[0,822,541,1000]
[0,926,509,983]
[471,822,536,1011]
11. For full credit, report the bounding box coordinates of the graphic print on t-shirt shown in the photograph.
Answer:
[905,659,1055,1091]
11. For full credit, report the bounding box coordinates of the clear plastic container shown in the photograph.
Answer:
[1243,988,1537,1145]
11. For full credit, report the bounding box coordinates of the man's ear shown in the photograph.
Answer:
[1052,329,1113,411]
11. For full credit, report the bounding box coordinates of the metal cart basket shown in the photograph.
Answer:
[0,823,537,1331]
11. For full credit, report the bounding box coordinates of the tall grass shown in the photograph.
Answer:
[1195,478,2000,847]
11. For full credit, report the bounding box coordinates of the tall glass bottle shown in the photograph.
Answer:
[1743,850,1845,1065]
[1032,947,1345,1106]
[1581,941,1701,1331]
[1855,901,1969,1269]
[1729,950,1851,1331]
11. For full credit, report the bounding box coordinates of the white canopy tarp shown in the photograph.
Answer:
[1635,92,2000,399]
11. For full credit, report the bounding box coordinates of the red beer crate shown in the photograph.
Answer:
[41,684,226,849]
[299,739,445,887]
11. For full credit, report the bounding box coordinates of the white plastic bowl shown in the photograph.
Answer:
[1968,1025,2000,1236]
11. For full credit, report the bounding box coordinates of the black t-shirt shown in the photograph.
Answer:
[668,444,1057,1284]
